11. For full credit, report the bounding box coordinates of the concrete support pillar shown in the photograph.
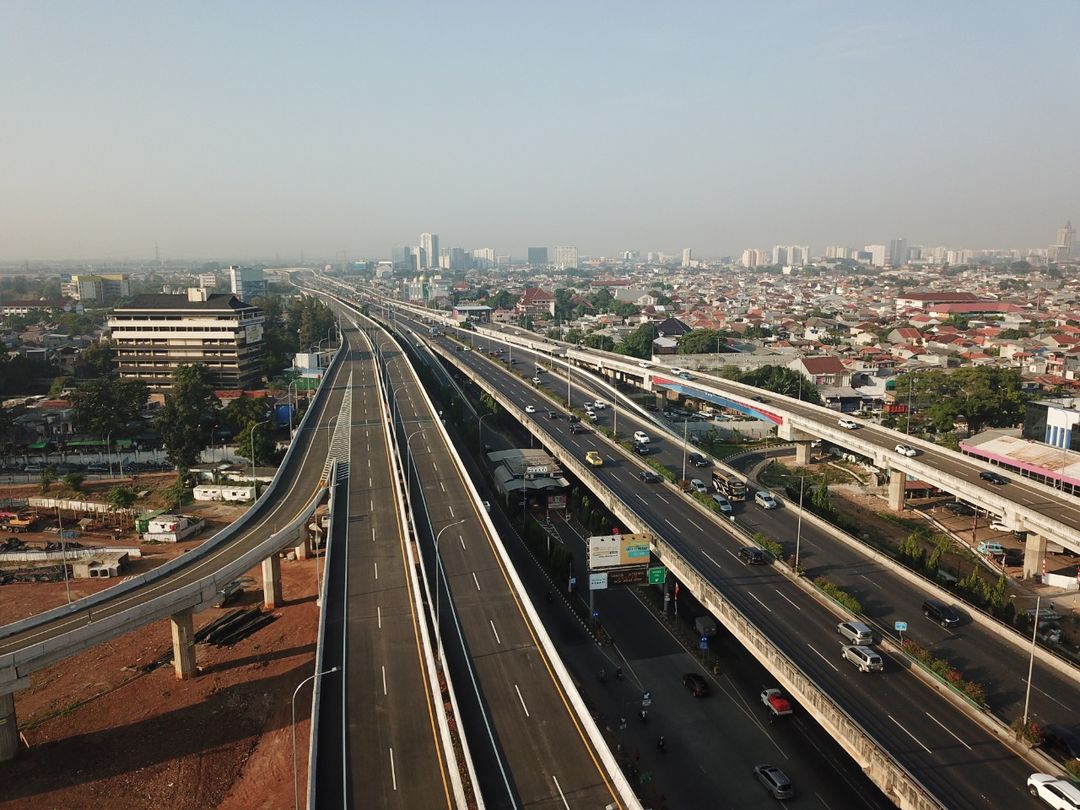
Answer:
[794,442,811,466]
[262,552,283,609]
[0,691,19,762]
[888,470,907,512]
[1023,534,1047,581]
[170,609,197,680]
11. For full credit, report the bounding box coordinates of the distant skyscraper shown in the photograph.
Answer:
[888,237,908,268]
[866,245,887,267]
[741,249,759,268]
[420,233,439,270]
[1051,221,1075,261]
[228,265,267,302]
[527,247,548,265]
[471,247,495,268]
[553,246,579,269]
[771,246,787,266]
[681,248,692,267]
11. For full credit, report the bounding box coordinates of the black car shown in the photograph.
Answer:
[979,470,1008,485]
[738,547,768,565]
[922,598,961,628]
[682,672,710,698]
[688,452,710,468]
[633,442,650,456]
[1042,724,1080,761]
[546,410,557,419]
[944,500,976,516]
[570,424,589,435]
[638,469,660,483]
[568,414,580,423]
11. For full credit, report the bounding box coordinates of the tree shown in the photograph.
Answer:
[676,329,732,355]
[582,333,615,351]
[161,475,192,511]
[158,364,217,469]
[236,420,276,467]
[77,340,115,378]
[723,365,823,405]
[811,477,835,518]
[107,485,138,512]
[72,378,148,437]
[615,324,656,359]
[40,465,57,493]
[486,290,516,310]
[61,473,85,493]
[222,395,271,434]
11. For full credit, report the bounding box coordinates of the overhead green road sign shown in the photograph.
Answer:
[648,566,667,585]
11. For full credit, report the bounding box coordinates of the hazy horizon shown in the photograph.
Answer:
[2,2,1077,261]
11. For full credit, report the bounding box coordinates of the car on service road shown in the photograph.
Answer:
[754,490,779,509]
[1027,772,1080,809]
[688,452,710,467]
[711,493,733,514]
[682,672,710,697]
[633,431,650,444]
[689,478,708,494]
[753,764,794,800]
[531,376,541,385]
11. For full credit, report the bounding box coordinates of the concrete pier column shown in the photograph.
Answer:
[888,470,907,512]
[0,692,19,762]
[262,552,283,609]
[171,609,197,680]
[1023,533,1047,580]
[794,442,811,466]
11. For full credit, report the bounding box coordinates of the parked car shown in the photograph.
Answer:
[1042,724,1080,762]
[632,442,650,456]
[1027,772,1080,809]
[531,376,542,385]
[753,764,794,800]
[944,500,976,516]
[894,443,917,457]
[980,470,1008,485]
[689,478,708,494]
[639,469,660,483]
[688,452,710,467]
[681,672,710,698]
[838,417,859,430]
[989,519,1011,532]
[737,547,768,565]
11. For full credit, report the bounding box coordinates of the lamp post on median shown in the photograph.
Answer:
[794,475,805,574]
[479,412,494,448]
[287,380,300,436]
[434,519,466,649]
[292,666,340,810]
[405,428,424,495]
[681,418,689,482]
[1010,593,1041,735]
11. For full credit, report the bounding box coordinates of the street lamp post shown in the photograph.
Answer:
[434,519,466,648]
[478,412,494,447]
[105,430,113,477]
[794,475,805,573]
[1011,593,1041,735]
[405,428,424,494]
[287,381,299,436]
[251,419,269,496]
[681,418,689,482]
[291,666,340,810]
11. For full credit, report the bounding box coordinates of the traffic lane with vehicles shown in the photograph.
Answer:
[431,334,1042,810]
[378,332,625,810]
[722,451,1080,732]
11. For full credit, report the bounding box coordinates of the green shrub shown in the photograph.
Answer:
[902,638,986,705]
[813,576,862,614]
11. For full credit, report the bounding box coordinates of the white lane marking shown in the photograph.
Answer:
[377,605,382,629]
[687,518,704,532]
[636,494,648,504]
[551,775,570,809]
[440,481,446,492]
[368,477,373,488]
[448,505,455,518]
[858,574,882,589]
[369,499,374,512]
[472,572,481,590]
[656,494,670,504]
[749,592,772,613]
[889,715,932,754]
[459,536,466,550]
[774,589,800,610]
[381,665,387,695]
[432,462,438,472]
[1028,680,1072,711]
[664,519,679,531]
[925,712,971,750]
[374,562,379,580]
[490,620,501,644]
[724,548,741,562]
[701,550,722,569]
[389,747,397,791]
[514,683,531,718]
[807,643,841,672]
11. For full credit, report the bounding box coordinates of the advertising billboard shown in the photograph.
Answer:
[588,532,651,570]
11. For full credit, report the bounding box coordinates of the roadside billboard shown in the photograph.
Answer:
[588,532,651,570]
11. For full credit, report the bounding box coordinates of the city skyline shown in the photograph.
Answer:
[2,2,1078,260]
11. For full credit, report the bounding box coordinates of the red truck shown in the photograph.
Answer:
[761,688,793,717]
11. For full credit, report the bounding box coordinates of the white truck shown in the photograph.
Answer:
[761,688,793,717]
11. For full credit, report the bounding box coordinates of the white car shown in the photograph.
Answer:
[669,367,683,375]
[989,519,1011,533]
[754,490,779,509]
[592,399,607,409]
[524,405,536,414]
[894,443,917,457]
[633,431,650,444]
[689,478,708,494]
[1028,773,1080,809]
[531,376,542,385]
[838,417,859,430]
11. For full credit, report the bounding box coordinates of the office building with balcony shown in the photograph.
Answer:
[108,288,266,390]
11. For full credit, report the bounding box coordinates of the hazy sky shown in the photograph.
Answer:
[2,2,1078,261]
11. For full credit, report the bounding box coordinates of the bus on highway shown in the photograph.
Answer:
[711,470,747,501]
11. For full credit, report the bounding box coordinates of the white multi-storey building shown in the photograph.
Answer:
[553,246,579,269]
[420,233,439,270]
[108,288,265,390]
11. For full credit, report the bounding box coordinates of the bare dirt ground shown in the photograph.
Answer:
[0,476,321,810]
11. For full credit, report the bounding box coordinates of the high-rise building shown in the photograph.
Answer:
[420,233,439,270]
[888,237,908,268]
[771,246,788,266]
[1051,221,1075,261]
[109,288,265,390]
[553,246,579,269]
[865,245,887,267]
[62,274,131,304]
[527,247,548,265]
[824,246,849,260]
[228,266,267,302]
[448,247,468,271]
[681,248,693,267]
[471,247,495,268]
